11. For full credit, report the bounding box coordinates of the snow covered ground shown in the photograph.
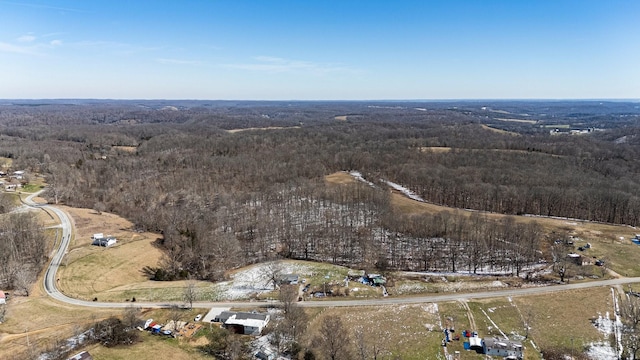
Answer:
[212,261,315,300]
[588,312,617,360]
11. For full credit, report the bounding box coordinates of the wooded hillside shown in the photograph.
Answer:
[2,100,639,280]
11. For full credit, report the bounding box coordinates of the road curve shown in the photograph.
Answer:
[28,192,640,309]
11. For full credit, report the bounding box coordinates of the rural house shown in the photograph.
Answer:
[215,311,270,335]
[91,233,117,247]
[567,253,593,266]
[278,273,299,285]
[482,337,523,359]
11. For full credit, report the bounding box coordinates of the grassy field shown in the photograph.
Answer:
[494,118,538,124]
[55,207,175,301]
[514,287,613,352]
[307,304,444,359]
[481,124,521,136]
[76,331,212,360]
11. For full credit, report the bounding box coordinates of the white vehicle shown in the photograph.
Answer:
[194,314,202,322]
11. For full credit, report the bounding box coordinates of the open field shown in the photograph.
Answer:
[55,207,171,301]
[543,124,571,129]
[481,124,521,136]
[112,145,138,153]
[81,334,212,360]
[307,304,444,359]
[494,118,538,124]
[0,270,120,359]
[418,146,453,153]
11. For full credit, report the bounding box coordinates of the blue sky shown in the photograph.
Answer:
[0,0,638,100]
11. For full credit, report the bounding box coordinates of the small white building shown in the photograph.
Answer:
[91,233,117,247]
[0,290,6,304]
[11,170,25,180]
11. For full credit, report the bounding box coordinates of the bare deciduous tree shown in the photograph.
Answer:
[13,266,35,296]
[314,315,351,360]
[263,261,284,290]
[279,284,299,315]
[183,280,198,309]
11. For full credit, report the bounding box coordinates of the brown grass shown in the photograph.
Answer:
[515,287,613,351]
[306,304,444,359]
[481,124,521,136]
[112,146,137,153]
[80,332,212,360]
[418,146,452,153]
[55,207,166,300]
[0,272,120,359]
[324,171,357,185]
[494,118,538,124]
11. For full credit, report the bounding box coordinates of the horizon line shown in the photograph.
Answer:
[1,98,639,102]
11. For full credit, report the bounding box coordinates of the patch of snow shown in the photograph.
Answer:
[587,342,617,360]
[588,290,620,360]
[383,179,426,202]
[348,171,376,187]
[612,288,623,358]
[213,261,315,300]
[422,303,439,315]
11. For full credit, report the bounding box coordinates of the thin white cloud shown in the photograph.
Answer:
[0,41,39,55]
[70,40,163,55]
[1,1,88,13]
[17,34,36,42]
[156,58,201,65]
[223,56,354,74]
[50,39,62,46]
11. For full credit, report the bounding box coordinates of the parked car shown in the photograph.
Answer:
[194,314,202,322]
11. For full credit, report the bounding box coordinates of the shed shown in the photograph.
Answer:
[0,290,6,304]
[469,335,482,349]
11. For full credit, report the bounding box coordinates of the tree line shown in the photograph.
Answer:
[0,102,639,280]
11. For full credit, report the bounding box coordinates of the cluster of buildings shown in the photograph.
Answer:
[0,170,27,191]
[447,330,523,359]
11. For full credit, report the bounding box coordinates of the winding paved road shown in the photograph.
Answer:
[25,192,640,310]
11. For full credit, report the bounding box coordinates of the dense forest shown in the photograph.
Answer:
[1,100,640,282]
